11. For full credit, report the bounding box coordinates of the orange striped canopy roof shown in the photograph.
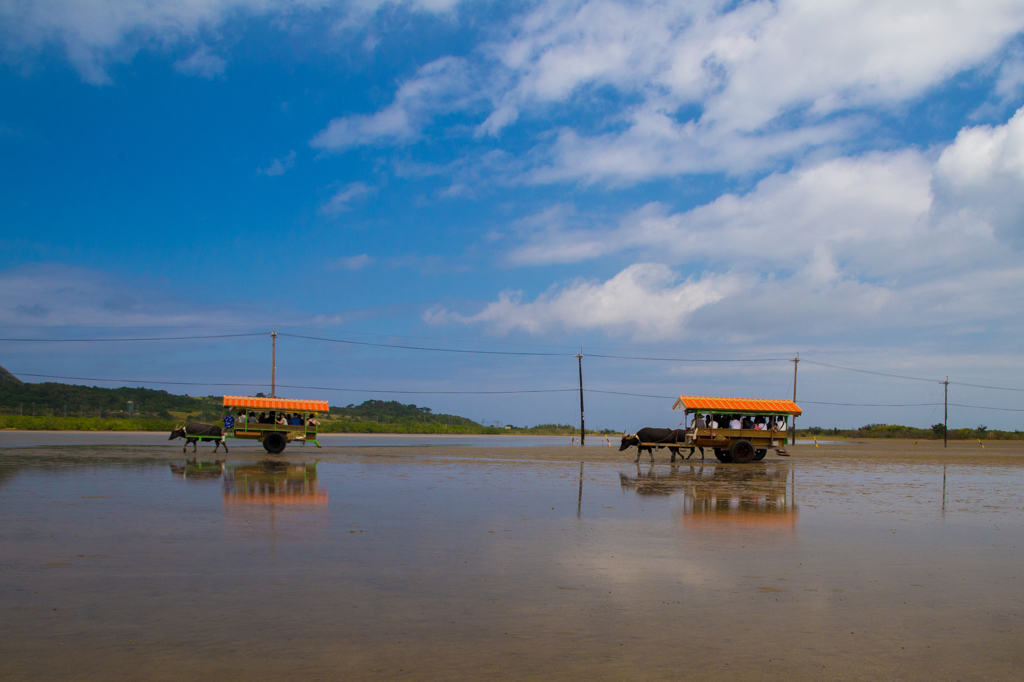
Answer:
[672,396,802,416]
[222,395,329,412]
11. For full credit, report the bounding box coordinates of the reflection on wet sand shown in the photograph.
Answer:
[223,460,327,506]
[169,459,224,481]
[5,444,1024,680]
[621,462,796,532]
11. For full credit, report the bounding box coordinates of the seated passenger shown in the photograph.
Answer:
[754,417,767,430]
[741,416,753,429]
[275,412,287,425]
[258,412,269,424]
[692,414,707,429]
[709,414,719,429]
[288,414,302,426]
[248,411,257,423]
[307,413,319,428]
[729,415,742,429]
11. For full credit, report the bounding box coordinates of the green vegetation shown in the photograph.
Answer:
[0,366,221,420]
[797,423,1024,440]
[0,367,586,434]
[0,415,175,431]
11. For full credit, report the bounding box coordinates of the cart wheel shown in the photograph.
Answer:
[713,448,731,463]
[263,432,287,454]
[730,439,755,463]
[754,449,767,461]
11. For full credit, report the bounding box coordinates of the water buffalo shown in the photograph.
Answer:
[619,427,701,462]
[169,422,227,453]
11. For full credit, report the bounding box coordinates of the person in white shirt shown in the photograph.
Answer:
[729,416,742,429]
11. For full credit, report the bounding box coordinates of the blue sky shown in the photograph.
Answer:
[3,0,1024,431]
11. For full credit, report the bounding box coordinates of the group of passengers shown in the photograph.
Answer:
[692,414,787,431]
[235,411,319,427]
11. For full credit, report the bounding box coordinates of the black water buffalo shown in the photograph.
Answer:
[169,422,227,453]
[619,427,702,462]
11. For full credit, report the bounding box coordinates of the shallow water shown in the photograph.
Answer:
[0,431,585,448]
[2,443,1023,680]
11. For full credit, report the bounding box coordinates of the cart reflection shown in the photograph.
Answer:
[223,460,326,506]
[620,462,797,532]
[169,459,224,481]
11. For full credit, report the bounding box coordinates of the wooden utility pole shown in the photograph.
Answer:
[576,350,585,447]
[790,353,799,444]
[943,377,949,448]
[271,330,278,398]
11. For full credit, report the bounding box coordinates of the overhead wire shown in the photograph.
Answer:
[800,358,942,384]
[949,403,1024,413]
[800,400,941,407]
[584,389,677,399]
[276,384,577,395]
[7,331,1024,419]
[7,371,577,395]
[949,380,1024,393]
[278,332,570,356]
[0,333,266,342]
[12,372,266,387]
[585,353,788,362]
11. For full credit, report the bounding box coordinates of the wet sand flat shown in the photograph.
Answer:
[1,440,1023,680]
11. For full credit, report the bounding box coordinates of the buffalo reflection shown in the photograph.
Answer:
[169,459,224,481]
[223,460,326,506]
[620,462,796,532]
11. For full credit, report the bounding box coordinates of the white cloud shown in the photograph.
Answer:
[310,56,476,150]
[0,0,466,85]
[425,264,750,339]
[258,150,296,176]
[0,264,241,328]
[321,181,374,212]
[932,106,1024,247]
[173,44,225,78]
[508,149,936,272]
[309,0,1024,183]
[436,110,1024,340]
[333,254,375,270]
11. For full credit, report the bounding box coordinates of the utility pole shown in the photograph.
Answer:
[790,353,799,444]
[271,329,278,398]
[576,349,585,447]
[943,377,949,448]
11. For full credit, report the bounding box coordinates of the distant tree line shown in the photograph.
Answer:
[0,377,220,420]
[798,423,1024,440]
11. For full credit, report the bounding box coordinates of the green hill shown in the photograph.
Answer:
[0,365,23,385]
[0,369,583,434]
[0,370,219,419]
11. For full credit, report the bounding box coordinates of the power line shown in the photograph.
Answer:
[801,400,941,407]
[277,384,577,395]
[8,371,576,395]
[584,389,677,399]
[281,333,791,362]
[278,333,570,356]
[949,403,1024,413]
[800,359,942,384]
[13,372,267,387]
[949,381,1024,393]
[0,333,266,342]
[586,354,788,362]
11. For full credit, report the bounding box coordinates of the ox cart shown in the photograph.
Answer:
[672,396,801,463]
[224,395,328,454]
